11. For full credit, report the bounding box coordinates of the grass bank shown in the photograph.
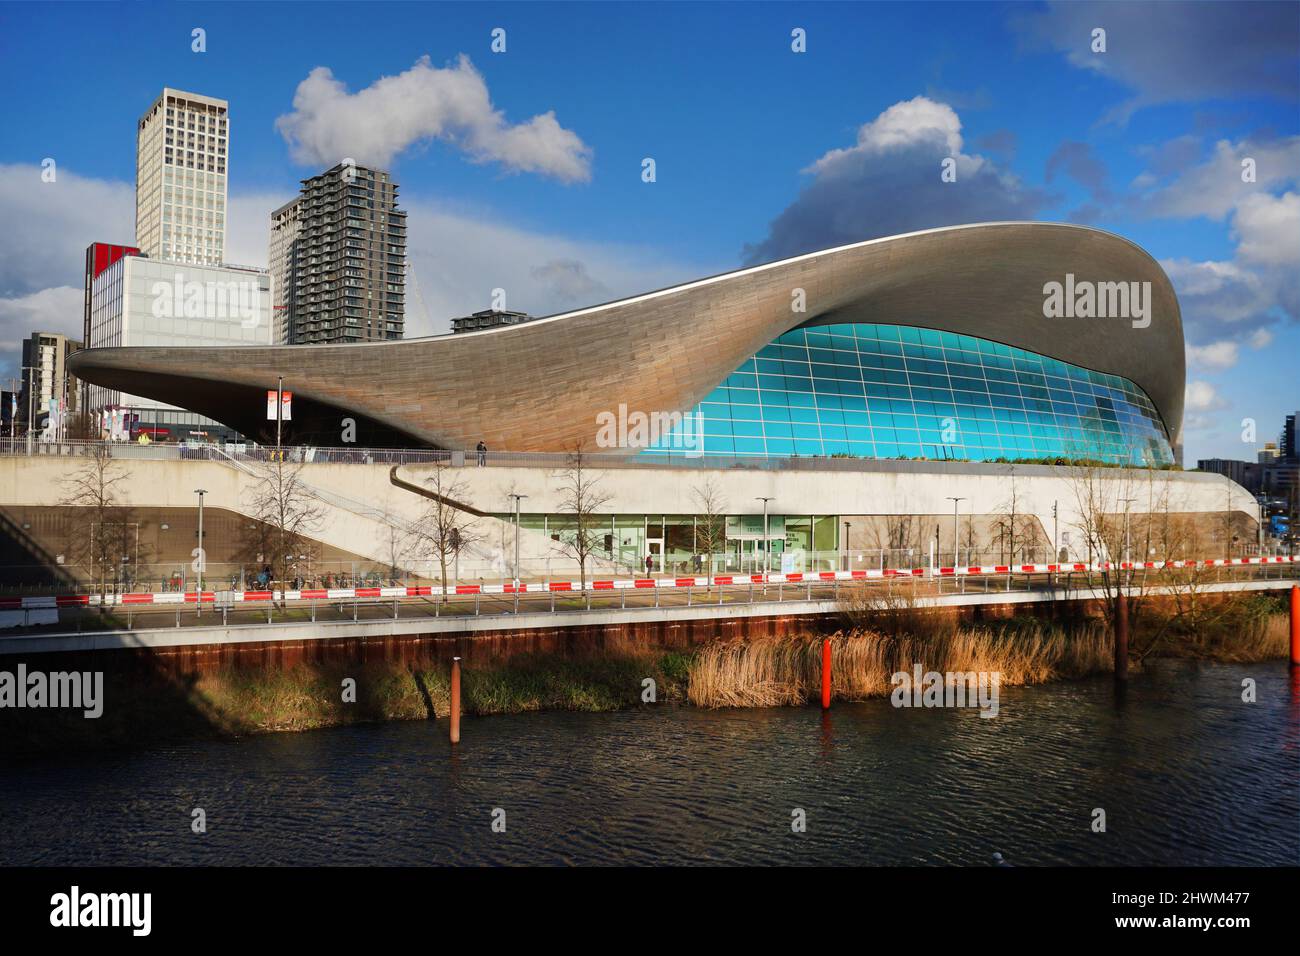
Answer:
[1,601,1289,754]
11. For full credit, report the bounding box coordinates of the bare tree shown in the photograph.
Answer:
[988,474,1042,564]
[555,442,613,590]
[867,514,927,563]
[375,507,421,585]
[691,476,727,584]
[60,445,136,603]
[244,458,326,605]
[417,462,480,602]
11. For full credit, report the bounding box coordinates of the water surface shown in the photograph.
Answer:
[2,660,1296,865]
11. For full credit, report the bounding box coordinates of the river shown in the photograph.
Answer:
[2,659,1296,865]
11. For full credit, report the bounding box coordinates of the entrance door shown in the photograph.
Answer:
[645,538,664,574]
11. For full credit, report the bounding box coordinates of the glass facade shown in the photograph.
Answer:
[646,323,1174,465]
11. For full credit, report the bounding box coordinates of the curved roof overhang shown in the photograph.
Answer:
[69,221,1184,453]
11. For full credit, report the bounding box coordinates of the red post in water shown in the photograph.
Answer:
[821,638,832,709]
[450,656,462,745]
[1290,586,1300,668]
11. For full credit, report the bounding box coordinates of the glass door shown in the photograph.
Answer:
[645,538,664,574]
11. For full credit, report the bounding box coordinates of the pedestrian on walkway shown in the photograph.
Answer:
[476,440,487,466]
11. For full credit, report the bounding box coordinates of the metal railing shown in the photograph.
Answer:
[0,438,1202,477]
[2,558,1295,635]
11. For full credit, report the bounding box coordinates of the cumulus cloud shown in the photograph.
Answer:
[0,164,134,296]
[742,96,1049,264]
[1130,135,1300,221]
[1012,1,1300,124]
[0,287,84,361]
[1185,339,1239,370]
[275,55,592,182]
[1185,380,1227,413]
[1163,189,1300,350]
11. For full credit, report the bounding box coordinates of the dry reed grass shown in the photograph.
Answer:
[688,621,1113,708]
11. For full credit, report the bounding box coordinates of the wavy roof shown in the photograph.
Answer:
[70,222,1184,452]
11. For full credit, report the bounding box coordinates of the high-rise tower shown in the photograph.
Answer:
[135,88,229,265]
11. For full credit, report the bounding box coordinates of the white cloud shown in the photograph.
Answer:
[275,55,593,182]
[1185,340,1239,370]
[1232,190,1300,267]
[0,287,84,360]
[1131,137,1300,221]
[743,96,1048,263]
[0,164,134,296]
[1182,380,1232,436]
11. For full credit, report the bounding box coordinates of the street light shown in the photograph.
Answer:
[508,493,528,586]
[755,497,774,575]
[194,488,207,614]
[1119,497,1137,587]
[945,497,966,568]
[842,520,851,572]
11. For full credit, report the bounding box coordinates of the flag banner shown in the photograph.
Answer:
[266,390,293,421]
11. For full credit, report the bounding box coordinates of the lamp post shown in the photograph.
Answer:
[21,365,36,454]
[508,493,527,586]
[194,488,207,615]
[945,497,966,568]
[842,520,851,571]
[755,497,774,575]
[1119,497,1137,586]
[276,375,284,457]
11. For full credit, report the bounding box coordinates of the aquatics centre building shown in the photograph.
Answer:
[63,222,1260,575]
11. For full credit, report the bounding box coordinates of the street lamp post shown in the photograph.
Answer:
[945,497,966,568]
[195,488,207,615]
[755,497,774,576]
[843,520,851,572]
[508,493,528,587]
[21,365,36,454]
[1119,497,1137,587]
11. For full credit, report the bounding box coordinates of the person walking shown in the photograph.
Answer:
[645,552,655,576]
[476,440,487,466]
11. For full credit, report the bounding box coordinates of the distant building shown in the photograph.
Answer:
[268,197,303,345]
[1283,411,1299,462]
[83,250,270,441]
[276,163,406,344]
[1196,457,1253,488]
[135,88,229,266]
[451,309,536,334]
[18,331,81,437]
[1258,441,1281,463]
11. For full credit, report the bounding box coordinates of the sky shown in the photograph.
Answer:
[0,0,1296,465]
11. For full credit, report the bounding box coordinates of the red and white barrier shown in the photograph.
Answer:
[2,555,1295,609]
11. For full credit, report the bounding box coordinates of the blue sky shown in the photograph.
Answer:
[0,0,1296,465]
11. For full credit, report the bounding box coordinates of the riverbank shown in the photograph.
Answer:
[1,597,1289,755]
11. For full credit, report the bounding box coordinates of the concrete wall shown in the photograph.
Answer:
[0,454,1260,579]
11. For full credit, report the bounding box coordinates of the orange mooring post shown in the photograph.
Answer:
[1114,592,1129,682]
[1290,586,1300,668]
[821,638,832,709]
[450,656,462,745]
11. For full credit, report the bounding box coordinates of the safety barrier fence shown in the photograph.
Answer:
[4,554,1295,610]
